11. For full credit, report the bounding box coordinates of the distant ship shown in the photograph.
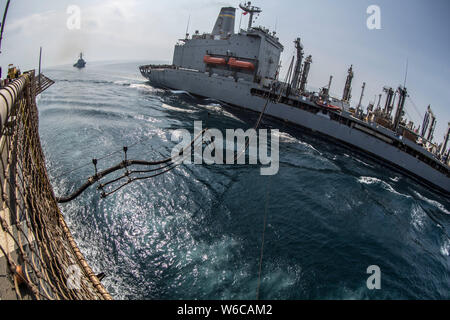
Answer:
[73,53,86,69]
[139,3,450,194]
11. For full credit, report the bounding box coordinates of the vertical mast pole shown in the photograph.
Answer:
[357,82,366,114]
[0,0,11,54]
[38,47,42,88]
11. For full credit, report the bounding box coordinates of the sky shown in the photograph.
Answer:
[1,0,449,143]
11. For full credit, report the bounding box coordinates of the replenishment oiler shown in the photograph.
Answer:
[140,2,450,195]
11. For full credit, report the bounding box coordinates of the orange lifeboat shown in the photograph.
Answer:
[204,55,227,65]
[228,58,255,71]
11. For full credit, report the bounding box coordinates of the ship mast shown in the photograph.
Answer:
[441,123,450,157]
[0,0,11,54]
[426,110,437,142]
[299,55,312,93]
[38,47,42,88]
[393,86,407,132]
[357,82,366,116]
[421,105,432,138]
[342,65,353,102]
[376,94,382,110]
[239,2,262,30]
[327,75,333,95]
[383,86,394,116]
[291,38,304,90]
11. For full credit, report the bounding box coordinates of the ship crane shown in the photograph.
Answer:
[441,123,450,157]
[419,105,437,143]
[291,38,304,90]
[393,86,408,132]
[427,111,437,142]
[239,2,262,30]
[299,55,312,93]
[376,94,382,110]
[383,86,395,116]
[357,82,366,117]
[327,75,333,95]
[342,65,354,103]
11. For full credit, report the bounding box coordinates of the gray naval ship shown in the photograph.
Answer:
[74,52,86,69]
[140,3,450,195]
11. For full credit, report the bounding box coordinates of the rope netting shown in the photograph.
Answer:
[0,71,111,300]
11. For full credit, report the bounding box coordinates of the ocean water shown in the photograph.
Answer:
[38,62,450,300]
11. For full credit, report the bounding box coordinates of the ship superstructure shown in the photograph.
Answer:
[169,5,282,85]
[140,3,450,194]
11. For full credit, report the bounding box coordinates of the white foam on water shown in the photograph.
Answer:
[274,131,298,143]
[203,104,244,123]
[161,103,197,113]
[413,191,450,215]
[203,104,221,112]
[440,239,450,256]
[130,83,164,93]
[411,204,426,230]
[204,102,222,108]
[133,114,162,125]
[354,157,375,168]
[222,110,244,122]
[390,176,401,182]
[259,264,302,297]
[170,90,196,98]
[298,140,322,154]
[113,80,131,86]
[358,176,382,185]
[358,176,411,198]
[272,131,322,153]
[171,129,186,141]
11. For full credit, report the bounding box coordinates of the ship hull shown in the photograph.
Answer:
[141,68,450,195]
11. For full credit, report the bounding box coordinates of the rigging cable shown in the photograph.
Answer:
[255,119,286,300]
[256,167,272,300]
[406,96,425,122]
[235,56,295,163]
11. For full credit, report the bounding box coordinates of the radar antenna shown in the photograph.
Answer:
[239,1,262,30]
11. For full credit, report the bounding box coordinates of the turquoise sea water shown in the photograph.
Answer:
[37,62,450,299]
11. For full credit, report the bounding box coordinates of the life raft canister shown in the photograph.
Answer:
[203,55,227,65]
[228,58,255,70]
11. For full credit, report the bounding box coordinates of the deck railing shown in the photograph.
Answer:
[0,71,111,300]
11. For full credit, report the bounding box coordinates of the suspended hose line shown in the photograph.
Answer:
[56,69,292,203]
[53,134,163,180]
[56,128,208,203]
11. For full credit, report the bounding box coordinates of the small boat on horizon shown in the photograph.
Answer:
[73,52,86,69]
